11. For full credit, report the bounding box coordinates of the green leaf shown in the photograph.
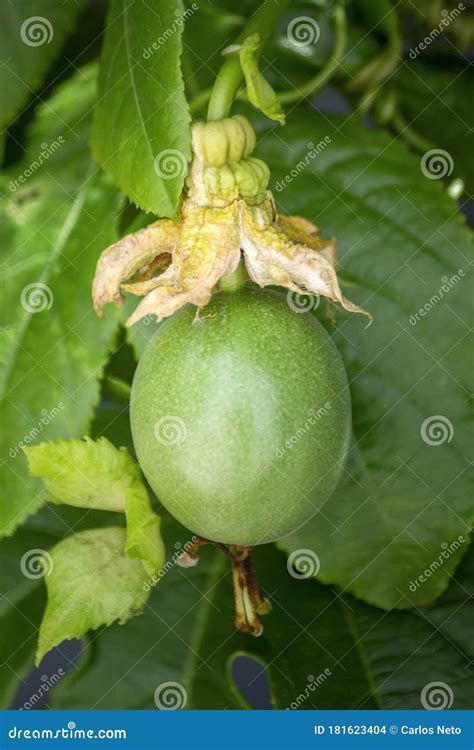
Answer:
[240,34,285,124]
[254,112,473,609]
[125,483,165,577]
[25,435,165,576]
[0,66,122,536]
[24,437,140,513]
[0,527,52,707]
[0,501,129,707]
[49,531,474,709]
[93,0,191,217]
[36,527,150,665]
[0,1,85,130]
[394,61,474,194]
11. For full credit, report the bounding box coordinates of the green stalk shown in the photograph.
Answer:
[277,4,347,105]
[390,110,434,153]
[206,0,292,122]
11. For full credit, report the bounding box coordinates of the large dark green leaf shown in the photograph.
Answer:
[394,61,474,195]
[0,66,122,536]
[0,504,126,708]
[49,527,473,709]
[93,0,191,217]
[0,1,85,131]
[253,112,473,609]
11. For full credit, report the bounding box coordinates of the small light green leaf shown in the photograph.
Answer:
[240,34,285,124]
[24,437,138,513]
[125,484,165,577]
[93,0,191,217]
[36,527,149,665]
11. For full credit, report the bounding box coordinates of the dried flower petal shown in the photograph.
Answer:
[240,198,371,321]
[92,220,180,315]
[126,203,241,326]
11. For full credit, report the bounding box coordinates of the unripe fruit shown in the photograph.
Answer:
[130,288,351,546]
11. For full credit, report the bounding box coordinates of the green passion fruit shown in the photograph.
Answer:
[130,288,351,547]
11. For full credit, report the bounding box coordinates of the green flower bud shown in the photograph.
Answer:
[192,115,257,167]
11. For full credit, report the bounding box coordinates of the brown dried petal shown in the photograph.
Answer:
[92,220,180,315]
[240,201,371,321]
[126,203,241,326]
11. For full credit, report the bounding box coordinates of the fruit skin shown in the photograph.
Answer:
[130,288,351,546]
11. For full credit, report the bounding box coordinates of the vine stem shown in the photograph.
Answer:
[390,110,434,153]
[277,4,347,105]
[206,0,292,122]
[189,3,347,117]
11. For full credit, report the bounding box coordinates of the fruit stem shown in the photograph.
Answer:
[231,556,263,636]
[176,536,270,636]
